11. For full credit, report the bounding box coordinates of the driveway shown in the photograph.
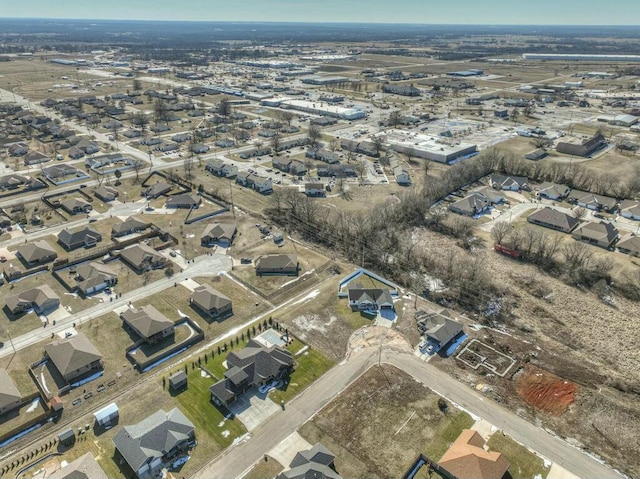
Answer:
[267,431,311,468]
[228,389,280,432]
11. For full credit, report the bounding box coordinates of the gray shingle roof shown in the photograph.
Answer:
[0,369,21,412]
[17,240,57,263]
[527,207,580,232]
[113,408,195,472]
[48,452,109,479]
[121,305,174,339]
[190,285,231,311]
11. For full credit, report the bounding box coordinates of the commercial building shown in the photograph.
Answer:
[523,53,640,62]
[277,99,365,120]
[378,129,477,164]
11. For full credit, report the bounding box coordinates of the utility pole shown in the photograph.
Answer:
[229,182,235,219]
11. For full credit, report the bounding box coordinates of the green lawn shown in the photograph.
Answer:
[170,367,247,449]
[488,433,550,479]
[423,410,475,461]
[270,339,335,403]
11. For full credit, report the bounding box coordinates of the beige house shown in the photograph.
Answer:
[121,305,175,344]
[45,333,103,382]
[0,369,22,415]
[190,285,232,320]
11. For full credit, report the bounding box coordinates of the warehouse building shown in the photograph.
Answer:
[377,130,477,164]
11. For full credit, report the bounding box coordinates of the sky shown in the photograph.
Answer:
[2,0,640,25]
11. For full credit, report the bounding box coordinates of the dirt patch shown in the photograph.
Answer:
[515,364,578,416]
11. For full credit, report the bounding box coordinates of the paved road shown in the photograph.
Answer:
[194,339,622,479]
[0,253,232,360]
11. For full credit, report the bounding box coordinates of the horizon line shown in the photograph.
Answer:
[1,17,640,27]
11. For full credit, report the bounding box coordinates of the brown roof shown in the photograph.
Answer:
[121,305,174,339]
[5,285,59,312]
[201,222,237,242]
[439,430,510,479]
[0,369,21,411]
[17,240,57,263]
[48,452,109,479]
[190,284,231,311]
[120,243,164,269]
[45,333,102,378]
[256,254,297,270]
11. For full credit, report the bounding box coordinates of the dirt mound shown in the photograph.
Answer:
[515,364,578,416]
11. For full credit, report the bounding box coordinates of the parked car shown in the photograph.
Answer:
[240,258,252,264]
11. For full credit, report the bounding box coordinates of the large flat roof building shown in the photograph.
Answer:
[377,129,477,164]
[278,99,365,120]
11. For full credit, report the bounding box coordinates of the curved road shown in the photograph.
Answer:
[193,338,622,479]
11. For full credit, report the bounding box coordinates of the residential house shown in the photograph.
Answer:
[317,164,356,178]
[121,305,175,344]
[449,193,491,217]
[537,182,571,200]
[438,429,510,479]
[390,157,411,186]
[192,143,209,154]
[166,193,201,209]
[45,333,103,382]
[255,254,298,276]
[143,182,173,199]
[206,159,238,178]
[76,138,100,154]
[209,339,294,405]
[113,408,195,479]
[68,147,85,159]
[0,369,22,415]
[57,226,102,251]
[156,143,179,153]
[571,221,620,249]
[75,262,117,296]
[276,443,342,479]
[8,143,28,156]
[347,283,394,312]
[111,216,150,238]
[239,147,271,159]
[617,235,640,257]
[0,173,35,191]
[556,133,606,157]
[527,207,580,233]
[619,200,640,220]
[305,183,326,197]
[24,151,51,166]
[5,285,60,315]
[236,172,273,194]
[48,453,108,479]
[94,185,119,202]
[42,164,87,184]
[17,240,57,266]
[171,133,190,143]
[489,174,529,191]
[190,285,232,320]
[568,190,618,212]
[120,243,166,272]
[306,148,339,164]
[200,222,237,247]
[60,197,93,215]
[416,310,464,351]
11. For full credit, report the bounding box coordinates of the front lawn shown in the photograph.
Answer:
[488,433,550,479]
[169,367,247,449]
[270,339,335,403]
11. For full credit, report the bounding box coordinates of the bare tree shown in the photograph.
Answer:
[271,132,282,155]
[218,98,232,119]
[531,136,552,149]
[573,206,588,220]
[509,108,520,123]
[491,221,512,245]
[389,110,402,127]
[307,124,322,148]
[372,135,385,157]
[279,110,295,126]
[183,156,194,180]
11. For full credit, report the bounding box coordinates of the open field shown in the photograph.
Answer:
[298,365,474,478]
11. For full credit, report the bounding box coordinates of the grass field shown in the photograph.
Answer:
[488,433,550,479]
[270,339,334,404]
[423,410,476,461]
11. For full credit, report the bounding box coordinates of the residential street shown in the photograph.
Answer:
[0,253,232,360]
[193,335,623,479]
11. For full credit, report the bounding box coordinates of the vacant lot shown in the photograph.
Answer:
[299,365,473,478]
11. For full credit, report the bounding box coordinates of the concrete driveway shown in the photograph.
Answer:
[228,388,280,431]
[268,431,312,468]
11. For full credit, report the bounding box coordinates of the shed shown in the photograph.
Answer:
[58,428,75,445]
[94,402,119,428]
[169,371,188,391]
